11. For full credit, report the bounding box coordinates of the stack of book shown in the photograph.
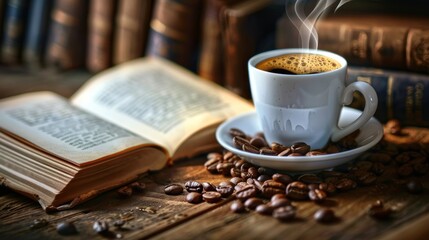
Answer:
[276,0,429,128]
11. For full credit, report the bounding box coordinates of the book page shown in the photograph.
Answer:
[0,92,153,166]
[71,57,254,155]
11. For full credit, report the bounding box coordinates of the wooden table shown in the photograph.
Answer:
[1,70,429,239]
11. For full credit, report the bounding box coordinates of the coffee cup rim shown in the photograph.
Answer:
[248,48,347,77]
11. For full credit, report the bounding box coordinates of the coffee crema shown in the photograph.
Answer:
[256,53,341,74]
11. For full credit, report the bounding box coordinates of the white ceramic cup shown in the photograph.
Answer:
[248,48,378,149]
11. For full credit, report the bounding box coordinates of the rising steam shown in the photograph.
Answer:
[285,0,353,50]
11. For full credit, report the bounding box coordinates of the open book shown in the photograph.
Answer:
[0,57,254,211]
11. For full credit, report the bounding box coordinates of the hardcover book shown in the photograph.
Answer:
[0,57,253,211]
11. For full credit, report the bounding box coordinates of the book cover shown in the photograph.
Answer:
[112,0,152,65]
[0,0,28,65]
[347,66,429,127]
[45,0,88,70]
[87,0,116,72]
[146,0,202,71]
[222,0,283,98]
[314,14,429,73]
[23,0,53,69]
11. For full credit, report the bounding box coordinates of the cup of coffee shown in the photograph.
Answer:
[248,48,378,149]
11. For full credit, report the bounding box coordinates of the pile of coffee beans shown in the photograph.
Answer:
[164,120,428,223]
[229,128,359,157]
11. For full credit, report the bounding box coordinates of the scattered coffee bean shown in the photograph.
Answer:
[236,184,257,201]
[29,219,48,229]
[56,222,78,235]
[164,183,183,195]
[272,173,293,185]
[202,191,222,203]
[216,184,234,198]
[262,180,286,198]
[286,181,309,200]
[273,206,296,221]
[297,174,322,184]
[117,186,133,198]
[271,193,287,202]
[186,192,203,204]
[314,208,337,223]
[270,198,291,208]
[406,180,424,194]
[368,202,393,220]
[129,182,146,192]
[255,204,274,215]
[308,189,327,202]
[230,200,246,213]
[185,181,203,193]
[244,197,264,210]
[202,182,216,192]
[93,221,109,234]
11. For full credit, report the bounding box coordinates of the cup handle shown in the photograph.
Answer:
[331,81,378,142]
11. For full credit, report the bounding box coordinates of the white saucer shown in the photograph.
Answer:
[215,107,383,172]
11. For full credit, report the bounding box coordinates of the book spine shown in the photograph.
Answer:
[23,0,52,69]
[87,0,116,72]
[317,21,429,74]
[0,0,28,65]
[347,67,429,127]
[112,0,152,65]
[222,0,283,98]
[146,0,202,71]
[197,0,244,84]
[45,0,88,70]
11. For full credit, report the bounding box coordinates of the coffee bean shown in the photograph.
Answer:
[233,136,250,149]
[273,206,296,221]
[56,222,78,235]
[250,137,268,148]
[204,157,221,174]
[244,197,264,210]
[354,170,377,186]
[229,128,247,138]
[306,150,327,156]
[217,162,234,176]
[260,148,277,155]
[186,192,203,204]
[230,177,243,186]
[236,184,257,201]
[297,174,322,184]
[335,178,357,191]
[129,181,146,192]
[291,142,311,155]
[368,204,393,220]
[278,147,292,156]
[29,219,48,229]
[262,180,286,198]
[231,200,246,213]
[257,174,271,182]
[255,204,274,215]
[270,193,287,202]
[93,221,109,233]
[318,182,336,195]
[271,142,289,154]
[397,164,414,177]
[272,173,293,185]
[286,181,309,200]
[406,180,424,194]
[308,189,327,202]
[314,208,337,223]
[202,182,216,192]
[242,142,260,154]
[202,191,222,203]
[230,167,241,177]
[270,198,291,208]
[117,186,133,198]
[216,185,234,198]
[164,183,183,195]
[234,182,248,192]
